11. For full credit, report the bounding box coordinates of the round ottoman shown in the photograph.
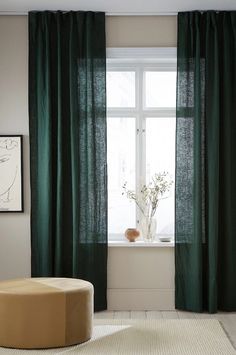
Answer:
[0,277,93,349]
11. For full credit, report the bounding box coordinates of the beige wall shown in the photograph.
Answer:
[106,15,177,309]
[106,16,177,47]
[0,16,30,280]
[0,15,177,309]
[108,246,175,310]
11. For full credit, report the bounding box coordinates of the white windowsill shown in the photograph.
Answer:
[108,240,174,247]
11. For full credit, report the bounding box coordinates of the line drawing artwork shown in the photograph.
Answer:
[0,137,23,212]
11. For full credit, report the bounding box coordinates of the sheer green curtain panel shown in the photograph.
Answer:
[29,11,107,311]
[175,11,236,313]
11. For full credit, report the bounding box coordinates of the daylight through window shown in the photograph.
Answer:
[107,48,177,241]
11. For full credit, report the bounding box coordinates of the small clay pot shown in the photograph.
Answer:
[125,228,140,242]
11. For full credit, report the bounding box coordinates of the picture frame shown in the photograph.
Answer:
[0,135,24,212]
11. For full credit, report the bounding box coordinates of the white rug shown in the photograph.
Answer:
[0,319,235,355]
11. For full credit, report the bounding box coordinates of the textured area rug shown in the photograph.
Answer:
[0,319,235,355]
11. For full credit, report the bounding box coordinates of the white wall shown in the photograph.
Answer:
[0,15,177,309]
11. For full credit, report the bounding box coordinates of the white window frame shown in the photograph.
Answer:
[107,48,177,241]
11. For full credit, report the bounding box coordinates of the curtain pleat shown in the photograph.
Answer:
[175,11,236,312]
[29,11,107,311]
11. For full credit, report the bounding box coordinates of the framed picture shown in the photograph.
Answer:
[0,135,23,212]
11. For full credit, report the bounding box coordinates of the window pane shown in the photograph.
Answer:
[146,117,176,236]
[145,71,176,108]
[107,71,135,108]
[107,117,136,236]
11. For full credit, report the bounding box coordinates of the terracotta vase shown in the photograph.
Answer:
[125,228,140,242]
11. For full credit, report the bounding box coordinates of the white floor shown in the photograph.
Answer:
[95,310,236,348]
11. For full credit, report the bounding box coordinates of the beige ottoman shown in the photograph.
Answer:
[0,277,93,349]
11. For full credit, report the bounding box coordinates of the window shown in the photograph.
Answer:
[107,48,177,241]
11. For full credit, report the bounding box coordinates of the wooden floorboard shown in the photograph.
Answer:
[130,311,146,319]
[161,311,179,319]
[177,311,197,319]
[146,311,163,319]
[94,311,114,319]
[113,311,131,319]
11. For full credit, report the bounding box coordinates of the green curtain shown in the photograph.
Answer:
[29,11,107,311]
[176,11,236,313]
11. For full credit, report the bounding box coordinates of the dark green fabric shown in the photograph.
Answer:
[29,11,107,311]
[176,11,236,313]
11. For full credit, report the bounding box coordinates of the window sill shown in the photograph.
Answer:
[108,240,174,248]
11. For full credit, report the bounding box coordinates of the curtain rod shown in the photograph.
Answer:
[0,11,178,16]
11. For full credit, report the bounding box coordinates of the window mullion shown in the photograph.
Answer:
[136,66,146,227]
[140,67,146,188]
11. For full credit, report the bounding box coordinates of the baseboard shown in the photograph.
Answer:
[107,288,175,311]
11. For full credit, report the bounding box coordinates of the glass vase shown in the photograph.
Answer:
[140,217,157,242]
